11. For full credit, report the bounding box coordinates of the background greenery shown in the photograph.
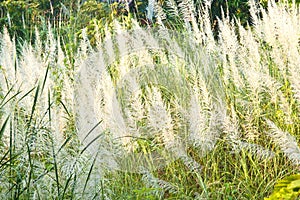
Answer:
[0,0,259,38]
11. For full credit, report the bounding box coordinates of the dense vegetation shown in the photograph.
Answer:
[1,0,300,199]
[0,0,258,40]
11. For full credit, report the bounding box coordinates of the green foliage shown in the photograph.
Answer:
[0,0,67,39]
[210,0,251,25]
[265,174,300,200]
[2,0,300,199]
[0,0,123,43]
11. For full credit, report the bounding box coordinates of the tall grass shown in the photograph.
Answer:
[0,0,300,199]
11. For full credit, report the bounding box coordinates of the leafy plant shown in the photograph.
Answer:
[265,174,300,200]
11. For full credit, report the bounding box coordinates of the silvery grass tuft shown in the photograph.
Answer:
[77,0,300,196]
[2,0,300,198]
[76,18,225,173]
[0,25,109,198]
[266,119,300,165]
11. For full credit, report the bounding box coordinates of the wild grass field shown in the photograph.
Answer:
[1,0,300,199]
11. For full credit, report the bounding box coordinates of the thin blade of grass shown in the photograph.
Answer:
[59,100,71,118]
[27,84,40,128]
[80,121,103,155]
[17,87,35,103]
[47,88,61,198]
[82,120,103,142]
[61,173,73,200]
[40,64,50,95]
[56,136,72,154]
[82,150,99,197]
[0,115,10,139]
[0,87,21,109]
[0,150,10,168]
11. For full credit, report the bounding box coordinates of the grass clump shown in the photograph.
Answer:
[1,0,300,199]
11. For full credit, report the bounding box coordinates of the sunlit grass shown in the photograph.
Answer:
[1,0,300,199]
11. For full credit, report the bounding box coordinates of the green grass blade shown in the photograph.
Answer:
[59,100,71,118]
[27,84,40,129]
[0,150,10,169]
[82,150,99,197]
[80,121,103,155]
[0,115,10,140]
[82,120,103,145]
[0,87,21,109]
[56,136,72,154]
[40,64,50,95]
[61,173,73,199]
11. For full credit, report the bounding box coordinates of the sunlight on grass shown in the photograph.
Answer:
[0,0,300,199]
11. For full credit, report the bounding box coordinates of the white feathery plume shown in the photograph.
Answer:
[154,1,166,26]
[114,20,131,77]
[237,22,260,73]
[120,76,145,152]
[223,106,241,151]
[266,119,300,165]
[95,70,132,152]
[146,86,201,171]
[76,59,120,171]
[237,141,275,160]
[75,28,93,67]
[18,44,45,85]
[147,0,156,23]
[178,0,201,42]
[129,24,157,71]
[103,25,116,65]
[188,88,214,156]
[200,1,216,51]
[122,73,145,135]
[94,70,115,131]
[248,0,260,27]
[187,62,222,156]
[224,107,274,160]
[34,27,43,56]
[267,1,299,62]
[269,4,300,111]
[75,51,107,156]
[277,91,293,125]
[0,28,17,89]
[146,86,176,149]
[131,26,148,51]
[178,0,194,24]
[17,44,53,118]
[50,105,66,143]
[258,2,277,46]
[242,68,263,103]
[157,28,185,64]
[289,67,300,110]
[262,73,281,104]
[218,18,243,88]
[141,168,178,196]
[258,1,299,76]
[165,0,179,18]
[132,20,161,49]
[44,23,56,67]
[118,55,134,79]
